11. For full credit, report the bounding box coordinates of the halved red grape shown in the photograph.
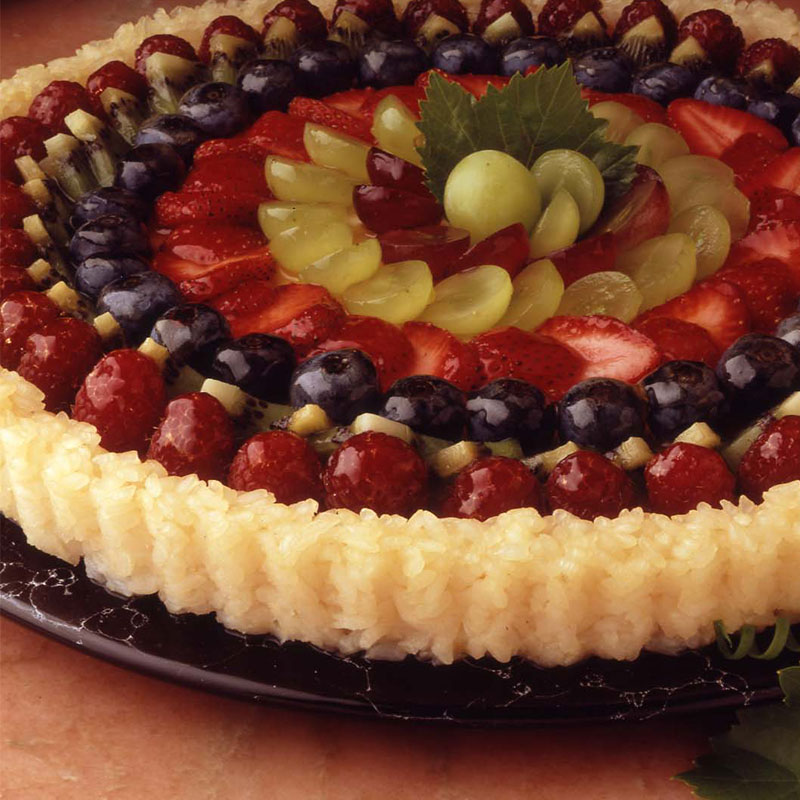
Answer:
[353,184,443,233]
[379,224,470,280]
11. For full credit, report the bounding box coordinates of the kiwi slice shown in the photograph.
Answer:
[307,426,354,458]
[350,412,414,444]
[328,11,371,56]
[98,87,147,144]
[430,441,483,478]
[21,178,72,245]
[40,133,97,200]
[485,438,525,459]
[200,378,293,439]
[26,258,63,289]
[523,442,582,478]
[208,33,259,83]
[263,16,301,60]
[415,14,462,53]
[617,16,669,68]
[145,52,208,115]
[21,215,69,276]
[64,109,128,187]
[481,12,525,48]
[14,155,46,183]
[45,281,94,321]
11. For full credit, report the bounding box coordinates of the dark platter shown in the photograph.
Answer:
[1,515,795,724]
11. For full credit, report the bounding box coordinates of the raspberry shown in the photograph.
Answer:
[28,81,94,134]
[633,316,719,367]
[614,0,677,43]
[323,431,428,515]
[747,187,800,234]
[737,38,800,90]
[72,350,167,454]
[16,317,103,411]
[228,431,324,504]
[198,16,261,63]
[0,116,50,181]
[0,180,35,230]
[644,442,736,515]
[545,451,636,520]
[0,265,36,300]
[146,392,236,482]
[0,229,38,266]
[738,415,800,501]
[674,10,744,73]
[439,456,545,520]
[86,61,148,117]
[0,290,60,369]
[537,0,605,38]
[401,0,469,37]
[134,35,198,75]
[262,0,328,41]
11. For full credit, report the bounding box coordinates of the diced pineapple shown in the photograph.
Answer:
[303,123,370,181]
[269,221,354,274]
[299,238,382,295]
[498,258,564,331]
[556,270,643,323]
[288,404,333,436]
[343,260,433,324]
[139,337,171,370]
[265,156,358,204]
[611,436,654,470]
[675,422,721,449]
[370,95,423,167]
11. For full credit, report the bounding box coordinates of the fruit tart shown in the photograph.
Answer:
[1,0,799,669]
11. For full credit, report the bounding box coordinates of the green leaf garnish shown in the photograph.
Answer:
[675,666,800,800]
[416,64,638,205]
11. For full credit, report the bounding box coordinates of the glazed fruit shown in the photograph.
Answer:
[69,187,150,230]
[776,314,800,348]
[379,225,470,281]
[1,229,38,267]
[0,266,36,301]
[134,114,208,163]
[500,36,566,75]
[380,375,466,439]
[114,143,186,200]
[330,0,401,49]
[0,291,60,370]
[573,48,633,93]
[359,40,429,88]
[431,33,499,74]
[738,415,800,501]
[630,62,699,105]
[537,0,608,51]
[366,147,429,194]
[613,0,677,67]
[237,60,298,114]
[402,0,469,51]
[28,81,93,134]
[134,34,198,74]
[262,0,328,59]
[74,256,150,300]
[69,214,151,264]
[737,38,800,91]
[353,184,443,232]
[670,9,744,73]
[291,41,356,97]
[474,0,535,46]
[178,82,252,137]
[400,321,481,391]
[633,317,719,367]
[0,116,50,180]
[693,76,750,110]
[499,258,564,330]
[0,180,35,229]
[150,303,230,369]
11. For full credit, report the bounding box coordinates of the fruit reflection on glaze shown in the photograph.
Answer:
[269,220,354,273]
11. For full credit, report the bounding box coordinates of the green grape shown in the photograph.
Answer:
[444,150,541,243]
[529,188,581,259]
[303,123,370,181]
[299,238,382,295]
[370,95,423,167]
[556,270,643,322]
[531,149,605,234]
[625,123,689,170]
[590,101,645,144]
[498,258,564,330]
[668,205,731,279]
[343,260,433,324]
[270,221,353,274]
[265,156,358,204]
[715,187,751,241]
[258,201,351,240]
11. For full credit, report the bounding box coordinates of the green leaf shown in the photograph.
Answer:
[416,64,638,204]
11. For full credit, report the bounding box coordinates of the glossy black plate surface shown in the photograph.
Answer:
[1,516,795,724]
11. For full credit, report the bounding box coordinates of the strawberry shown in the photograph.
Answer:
[415,69,509,100]
[0,229,37,266]
[400,321,482,391]
[537,0,606,40]
[85,61,148,117]
[473,0,535,39]
[262,0,328,43]
[470,326,586,401]
[632,316,720,367]
[402,0,469,39]
[28,81,94,134]
[155,190,264,228]
[450,223,529,279]
[308,315,413,389]
[0,265,36,300]
[672,10,744,73]
[582,89,668,124]
[193,138,270,164]
[720,133,781,185]
[288,97,373,142]
[747,187,800,233]
[240,111,309,161]
[549,232,618,286]
[714,258,797,332]
[134,34,198,75]
[0,116,50,182]
[198,16,261,63]
[209,279,276,320]
[725,222,800,290]
[737,38,800,91]
[537,315,662,384]
[740,148,800,196]
[324,88,376,118]
[633,280,751,351]
[667,99,788,158]
[178,248,277,302]
[182,155,269,196]
[0,180,35,229]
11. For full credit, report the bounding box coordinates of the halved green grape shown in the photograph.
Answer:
[444,150,541,243]
[668,205,731,279]
[299,238,382,295]
[343,259,433,324]
[616,232,696,311]
[556,270,643,323]
[417,264,513,337]
[658,154,735,200]
[265,156,358,204]
[303,123,370,181]
[531,149,605,234]
[258,201,351,240]
[269,221,353,274]
[370,95,423,167]
[590,101,645,144]
[715,187,751,241]
[625,123,689,170]
[498,258,564,330]
[529,188,580,259]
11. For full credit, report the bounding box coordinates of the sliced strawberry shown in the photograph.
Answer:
[182,155,268,196]
[400,321,481,391]
[537,315,662,384]
[198,16,261,63]
[288,97,373,142]
[549,232,618,286]
[240,111,309,161]
[633,280,750,351]
[449,223,530,279]
[209,278,277,320]
[470,326,586,401]
[747,187,800,233]
[0,228,37,266]
[324,88,375,117]
[725,222,800,290]
[0,180,35,229]
[193,138,270,164]
[667,98,788,158]
[720,133,782,185]
[415,69,508,100]
[740,148,800,196]
[582,89,668,124]
[155,190,264,227]
[308,315,413,389]
[632,316,720,367]
[177,247,277,302]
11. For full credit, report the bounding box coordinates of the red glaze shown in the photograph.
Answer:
[308,315,413,389]
[240,111,310,162]
[737,38,800,90]
[545,451,636,520]
[672,9,744,73]
[582,88,668,124]
[147,393,236,482]
[450,224,530,279]
[720,133,781,185]
[198,16,261,63]
[632,316,720,367]
[194,138,271,164]
[537,0,607,39]
[0,290,60,369]
[379,225,471,281]
[72,349,167,454]
[0,265,36,301]
[613,0,677,46]
[262,0,328,42]
[228,430,324,503]
[644,443,736,515]
[331,0,400,36]
[537,315,662,384]
[353,184,443,233]
[324,87,375,118]
[0,116,50,182]
[134,34,198,75]
[28,81,94,134]
[633,280,751,351]
[155,190,265,228]
[0,180,35,230]
[288,97,373,141]
[366,148,430,195]
[85,61,148,117]
[740,148,800,196]
[400,320,482,390]
[183,155,269,196]
[667,98,788,159]
[177,247,276,302]
[738,416,800,501]
[747,187,800,234]
[549,232,618,286]
[16,317,103,412]
[323,431,428,515]
[0,229,38,267]
[725,222,800,291]
[473,0,535,38]
[440,456,545,520]
[156,222,266,271]
[402,0,469,38]
[209,278,277,319]
[470,327,586,401]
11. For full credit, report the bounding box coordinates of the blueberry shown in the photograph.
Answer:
[379,375,466,440]
[289,349,380,424]
[572,47,633,93]
[178,82,252,138]
[466,379,554,451]
[792,112,800,147]
[716,333,800,419]
[558,378,645,452]
[431,33,499,75]
[134,114,207,163]
[74,255,150,300]
[114,143,186,200]
[776,314,800,349]
[211,333,296,403]
[641,360,727,441]
[693,75,749,109]
[291,41,356,98]
[150,303,230,370]
[237,59,298,114]
[69,214,151,264]
[500,36,566,76]
[97,272,181,344]
[631,62,701,105]
[748,94,800,139]
[359,39,429,88]
[69,187,150,230]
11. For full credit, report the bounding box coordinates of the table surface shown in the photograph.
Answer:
[2,0,798,796]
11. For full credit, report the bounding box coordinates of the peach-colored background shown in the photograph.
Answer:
[2,1,798,797]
